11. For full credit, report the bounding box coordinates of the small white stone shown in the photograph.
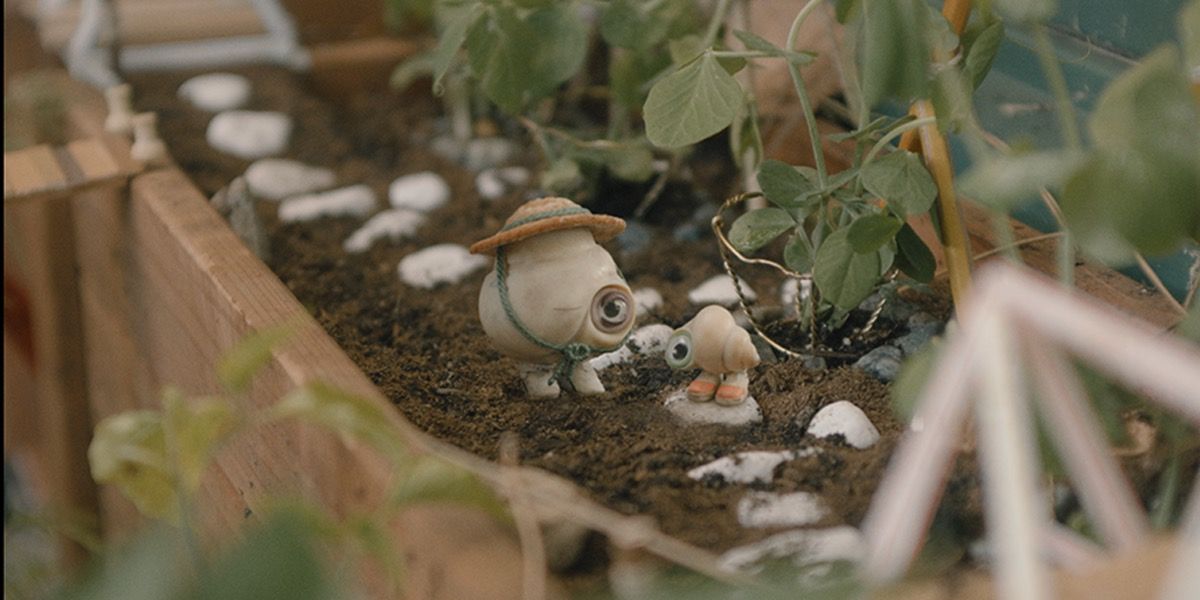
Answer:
[633,288,663,314]
[178,73,251,112]
[278,185,376,223]
[718,526,864,573]
[688,275,757,306]
[244,159,335,201]
[343,209,426,253]
[737,491,829,528]
[687,450,818,485]
[591,324,673,370]
[206,110,291,159]
[663,389,761,426]
[398,244,488,289]
[806,401,881,449]
[475,166,530,200]
[389,172,451,212]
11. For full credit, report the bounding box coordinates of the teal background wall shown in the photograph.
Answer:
[948,0,1194,299]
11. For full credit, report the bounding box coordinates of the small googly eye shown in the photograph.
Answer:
[592,286,634,333]
[665,331,693,369]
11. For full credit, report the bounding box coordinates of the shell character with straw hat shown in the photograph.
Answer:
[471,197,636,398]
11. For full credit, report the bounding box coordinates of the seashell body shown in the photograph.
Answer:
[478,228,635,363]
[668,305,759,373]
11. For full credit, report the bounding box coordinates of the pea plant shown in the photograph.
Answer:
[652,0,1004,325]
[84,326,505,597]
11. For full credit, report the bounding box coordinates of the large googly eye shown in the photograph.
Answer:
[665,331,693,370]
[591,286,634,333]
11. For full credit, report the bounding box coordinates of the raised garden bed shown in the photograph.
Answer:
[4,2,1195,598]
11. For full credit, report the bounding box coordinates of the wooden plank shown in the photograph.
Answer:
[4,136,141,205]
[308,36,421,101]
[37,0,266,52]
[121,168,526,597]
[2,192,98,568]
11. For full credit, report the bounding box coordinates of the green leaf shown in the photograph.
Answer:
[733,30,815,64]
[757,159,817,209]
[610,49,670,108]
[835,0,863,23]
[430,3,485,94]
[1181,0,1200,70]
[601,0,673,50]
[729,208,795,253]
[392,456,509,524]
[891,341,939,421]
[860,0,930,107]
[959,150,1086,211]
[61,529,187,600]
[163,390,238,490]
[894,223,936,283]
[600,143,656,182]
[667,34,705,65]
[962,20,1005,90]
[390,50,437,91]
[540,157,584,194]
[271,383,404,459]
[88,411,177,522]
[847,214,903,253]
[195,510,335,600]
[860,150,936,217]
[1066,47,1200,258]
[995,0,1057,23]
[644,52,744,148]
[466,4,587,113]
[814,228,882,310]
[784,233,814,272]
[730,97,764,170]
[218,324,294,393]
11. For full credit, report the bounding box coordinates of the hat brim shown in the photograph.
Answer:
[469,213,625,255]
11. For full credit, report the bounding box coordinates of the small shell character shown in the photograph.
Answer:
[665,305,760,405]
[471,197,636,398]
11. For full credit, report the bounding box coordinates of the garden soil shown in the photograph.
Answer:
[129,67,983,563]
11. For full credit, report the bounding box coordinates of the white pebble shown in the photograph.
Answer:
[178,73,251,112]
[806,401,881,449]
[278,185,376,223]
[590,324,673,370]
[244,159,335,201]
[688,275,757,306]
[475,166,529,200]
[343,209,426,253]
[398,244,488,289]
[737,491,829,528]
[663,389,761,426]
[389,172,451,212]
[687,449,818,485]
[206,110,292,159]
[718,526,863,573]
[633,288,663,314]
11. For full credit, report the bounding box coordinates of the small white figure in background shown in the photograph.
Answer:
[665,305,760,406]
[103,84,134,135]
[130,112,168,165]
[472,197,635,398]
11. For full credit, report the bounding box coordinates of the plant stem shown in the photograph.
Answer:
[702,0,734,49]
[1032,25,1082,152]
[1151,454,1181,529]
[785,0,828,188]
[861,117,937,168]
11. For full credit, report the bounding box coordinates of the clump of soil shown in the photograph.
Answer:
[129,67,969,555]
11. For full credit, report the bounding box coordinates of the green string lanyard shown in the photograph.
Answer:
[492,206,632,384]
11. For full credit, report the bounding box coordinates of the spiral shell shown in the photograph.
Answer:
[666,305,760,373]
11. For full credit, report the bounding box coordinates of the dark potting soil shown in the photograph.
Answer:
[129,67,982,558]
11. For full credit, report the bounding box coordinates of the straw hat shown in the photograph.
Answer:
[469,197,625,255]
